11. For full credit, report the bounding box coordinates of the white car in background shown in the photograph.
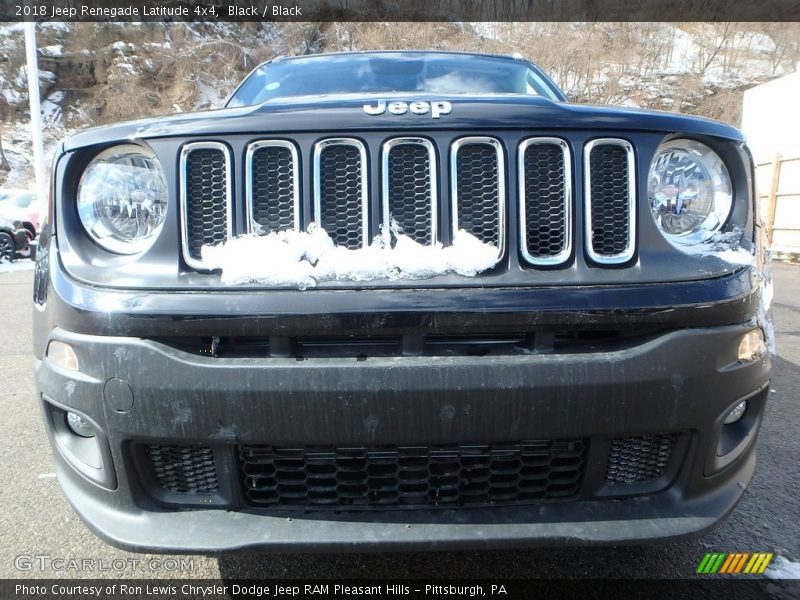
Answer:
[0,190,40,240]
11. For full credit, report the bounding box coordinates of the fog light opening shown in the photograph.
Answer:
[66,412,95,438]
[723,401,747,425]
[47,341,79,371]
[738,329,766,362]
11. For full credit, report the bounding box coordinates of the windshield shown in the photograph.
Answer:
[227,53,564,107]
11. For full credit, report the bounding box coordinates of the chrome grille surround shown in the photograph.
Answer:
[245,139,300,235]
[179,141,233,271]
[518,137,572,266]
[313,138,369,249]
[175,135,643,276]
[381,137,438,246]
[450,136,506,261]
[584,138,636,265]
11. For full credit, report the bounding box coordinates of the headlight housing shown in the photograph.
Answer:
[77,145,167,254]
[648,139,732,245]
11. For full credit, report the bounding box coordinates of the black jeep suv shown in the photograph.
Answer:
[33,51,772,552]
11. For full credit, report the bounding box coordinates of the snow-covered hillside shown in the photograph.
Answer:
[1,21,798,188]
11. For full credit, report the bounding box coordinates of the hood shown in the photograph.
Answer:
[63,93,744,152]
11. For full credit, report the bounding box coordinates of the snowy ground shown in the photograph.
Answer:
[0,258,35,273]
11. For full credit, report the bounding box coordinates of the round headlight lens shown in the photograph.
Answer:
[648,139,732,245]
[77,145,167,254]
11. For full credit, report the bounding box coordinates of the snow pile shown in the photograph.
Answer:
[765,556,800,579]
[202,224,500,288]
[759,268,776,355]
[676,228,755,266]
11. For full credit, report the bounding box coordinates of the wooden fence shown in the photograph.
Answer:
[756,154,800,251]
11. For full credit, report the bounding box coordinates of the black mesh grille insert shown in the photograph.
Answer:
[250,144,296,234]
[184,147,229,261]
[146,444,219,494]
[522,142,568,260]
[317,142,364,249]
[588,143,631,258]
[386,142,434,245]
[455,142,501,248]
[239,439,586,510]
[605,434,675,485]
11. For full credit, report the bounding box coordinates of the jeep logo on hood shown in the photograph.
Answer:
[363,100,452,119]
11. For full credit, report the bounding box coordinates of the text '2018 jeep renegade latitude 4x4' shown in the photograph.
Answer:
[34,52,772,552]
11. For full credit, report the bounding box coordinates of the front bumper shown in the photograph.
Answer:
[36,319,770,552]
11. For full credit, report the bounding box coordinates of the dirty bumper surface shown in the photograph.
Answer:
[36,322,769,552]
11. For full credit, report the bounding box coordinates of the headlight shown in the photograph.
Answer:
[648,139,732,245]
[77,145,167,254]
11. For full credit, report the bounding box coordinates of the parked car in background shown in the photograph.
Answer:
[0,190,40,239]
[0,216,30,262]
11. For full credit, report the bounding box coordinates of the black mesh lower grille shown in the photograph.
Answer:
[239,440,586,510]
[146,444,219,494]
[605,434,675,485]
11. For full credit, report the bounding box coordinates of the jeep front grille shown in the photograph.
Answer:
[178,134,639,274]
[180,142,233,270]
[239,439,586,510]
[451,137,505,258]
[314,138,369,249]
[382,137,437,245]
[246,140,299,235]
[585,139,636,264]
[519,138,572,265]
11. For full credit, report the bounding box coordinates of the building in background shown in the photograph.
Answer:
[742,71,800,254]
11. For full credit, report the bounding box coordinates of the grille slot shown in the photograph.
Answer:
[314,138,368,249]
[585,139,636,264]
[382,138,437,245]
[180,142,232,269]
[451,137,505,259]
[605,434,675,485]
[145,444,219,494]
[519,138,571,265]
[246,140,299,234]
[239,439,585,510]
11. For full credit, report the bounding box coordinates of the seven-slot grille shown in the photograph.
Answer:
[238,439,586,509]
[180,136,636,270]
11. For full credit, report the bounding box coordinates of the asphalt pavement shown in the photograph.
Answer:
[0,260,798,584]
